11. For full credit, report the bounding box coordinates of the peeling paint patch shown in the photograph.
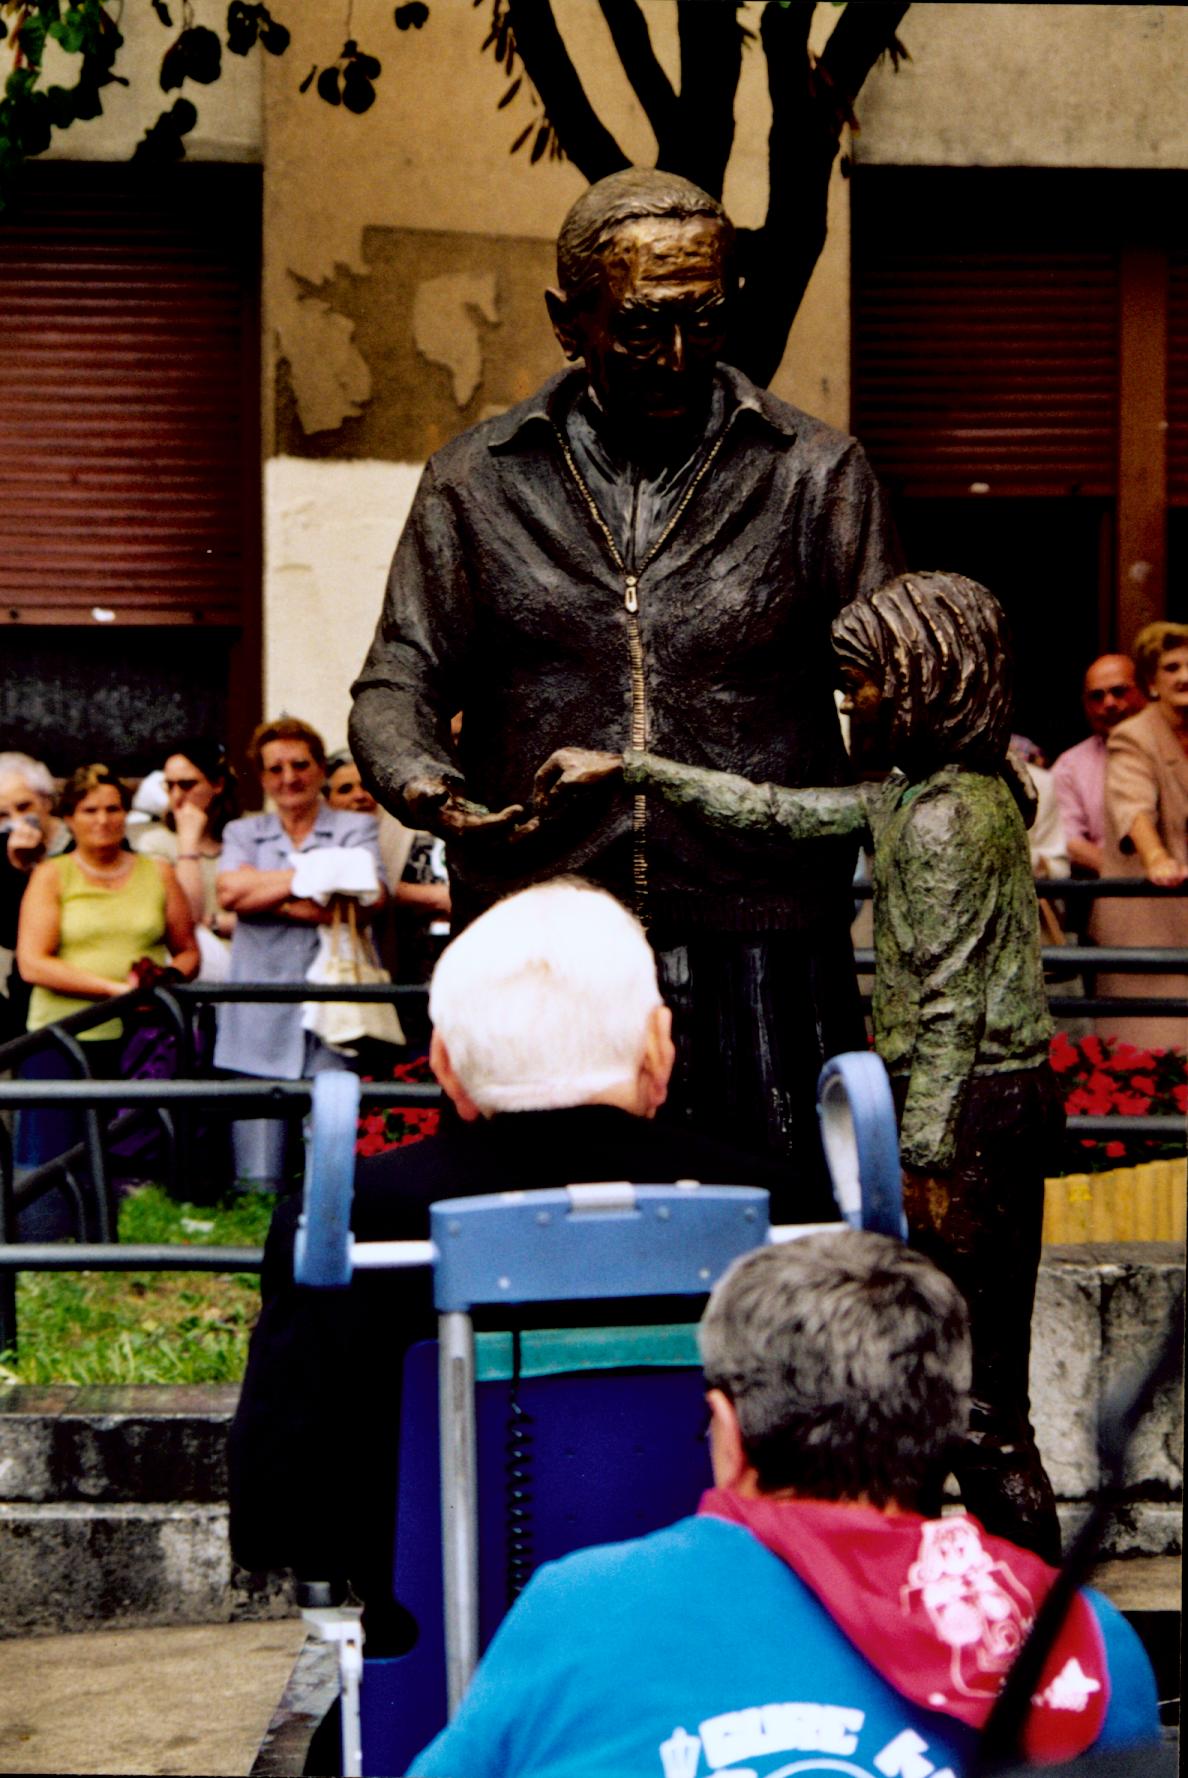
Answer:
[284,282,372,436]
[274,227,560,463]
[412,271,499,408]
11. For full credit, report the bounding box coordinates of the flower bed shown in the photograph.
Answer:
[1049,1031,1188,1173]
[356,1052,441,1156]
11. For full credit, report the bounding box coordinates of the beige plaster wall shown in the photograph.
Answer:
[856,4,1188,169]
[263,458,420,747]
[30,0,261,163]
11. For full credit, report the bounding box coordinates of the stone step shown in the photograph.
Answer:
[0,1384,294,1638]
[0,1501,294,1637]
[0,1383,236,1504]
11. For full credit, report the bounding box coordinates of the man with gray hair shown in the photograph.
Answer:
[229,879,783,1638]
[351,165,900,1201]
[412,1232,1158,1778]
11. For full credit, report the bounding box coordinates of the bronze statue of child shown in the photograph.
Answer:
[535,569,1063,1563]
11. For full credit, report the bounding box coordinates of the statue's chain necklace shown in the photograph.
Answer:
[550,423,726,921]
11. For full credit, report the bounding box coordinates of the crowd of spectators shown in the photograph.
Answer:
[0,717,449,1218]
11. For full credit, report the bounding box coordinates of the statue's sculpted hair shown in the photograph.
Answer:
[832,570,1015,769]
[556,166,734,302]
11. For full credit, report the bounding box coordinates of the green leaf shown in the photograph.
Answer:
[18,15,49,64]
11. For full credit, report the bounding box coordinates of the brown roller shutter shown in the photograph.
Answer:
[0,162,259,626]
[1168,250,1188,508]
[852,248,1120,501]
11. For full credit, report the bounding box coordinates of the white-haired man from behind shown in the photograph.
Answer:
[229,878,787,1649]
[427,876,674,1120]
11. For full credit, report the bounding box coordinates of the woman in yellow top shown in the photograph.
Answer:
[14,764,198,1237]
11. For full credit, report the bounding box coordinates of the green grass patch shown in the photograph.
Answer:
[0,1185,274,1386]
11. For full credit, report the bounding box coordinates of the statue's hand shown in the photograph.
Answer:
[403,775,526,843]
[439,795,528,841]
[533,748,625,809]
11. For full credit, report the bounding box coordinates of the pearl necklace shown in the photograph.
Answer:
[77,853,134,884]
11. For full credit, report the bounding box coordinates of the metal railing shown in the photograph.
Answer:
[0,874,1183,1355]
[0,980,438,1352]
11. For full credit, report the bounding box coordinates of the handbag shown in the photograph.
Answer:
[302,896,406,1053]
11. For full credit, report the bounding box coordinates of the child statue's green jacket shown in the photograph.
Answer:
[623,751,1052,1175]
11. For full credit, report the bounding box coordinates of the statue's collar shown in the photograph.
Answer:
[485,364,798,453]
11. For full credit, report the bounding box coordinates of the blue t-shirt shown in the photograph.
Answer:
[412,1516,1159,1778]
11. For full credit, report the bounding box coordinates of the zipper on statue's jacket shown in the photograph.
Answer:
[551,423,726,924]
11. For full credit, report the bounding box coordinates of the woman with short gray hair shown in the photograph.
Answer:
[0,752,69,1044]
[699,1232,971,1511]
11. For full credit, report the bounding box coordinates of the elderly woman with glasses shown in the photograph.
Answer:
[1093,619,1188,1050]
[213,717,386,1192]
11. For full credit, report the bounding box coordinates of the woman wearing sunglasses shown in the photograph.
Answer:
[134,739,240,972]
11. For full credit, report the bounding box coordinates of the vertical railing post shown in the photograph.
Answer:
[46,1029,112,1243]
[0,1119,17,1354]
[439,1308,479,1715]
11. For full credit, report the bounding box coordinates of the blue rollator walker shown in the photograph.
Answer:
[293,1051,905,1777]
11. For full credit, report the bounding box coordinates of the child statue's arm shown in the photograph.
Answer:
[621,750,870,844]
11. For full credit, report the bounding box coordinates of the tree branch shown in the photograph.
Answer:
[818,0,910,107]
[507,0,630,183]
[596,0,679,157]
[661,0,744,199]
[726,0,909,387]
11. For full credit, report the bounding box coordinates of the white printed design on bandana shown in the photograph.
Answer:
[901,1516,1035,1705]
[1033,1657,1102,1713]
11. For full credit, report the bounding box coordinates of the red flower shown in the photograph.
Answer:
[1080,1034,1106,1067]
[1049,1032,1079,1074]
[1114,1093,1152,1116]
[1104,1140,1127,1159]
[1173,1085,1188,1114]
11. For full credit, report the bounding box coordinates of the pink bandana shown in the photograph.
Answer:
[699,1489,1109,1764]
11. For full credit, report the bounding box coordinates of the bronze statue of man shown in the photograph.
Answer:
[350,167,901,1204]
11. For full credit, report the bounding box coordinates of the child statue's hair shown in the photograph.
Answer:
[832,571,1015,771]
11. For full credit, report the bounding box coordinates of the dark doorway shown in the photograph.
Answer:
[894,499,1111,761]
